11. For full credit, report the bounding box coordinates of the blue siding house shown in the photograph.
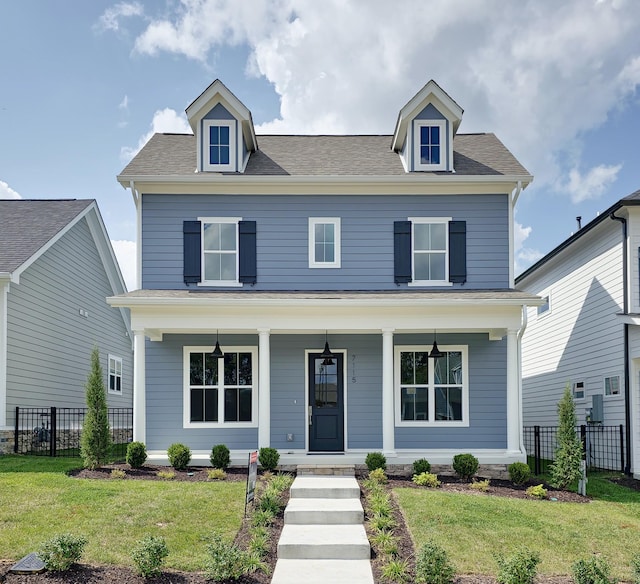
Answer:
[109,79,538,470]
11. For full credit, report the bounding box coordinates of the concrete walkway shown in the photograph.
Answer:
[271,475,374,584]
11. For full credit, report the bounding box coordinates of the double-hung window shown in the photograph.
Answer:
[203,120,235,172]
[395,346,468,426]
[200,217,241,286]
[184,346,257,428]
[414,120,446,171]
[604,375,620,396]
[309,217,341,268]
[108,355,123,394]
[409,217,451,285]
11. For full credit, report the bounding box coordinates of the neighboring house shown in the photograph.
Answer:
[517,191,640,477]
[0,199,132,453]
[108,79,538,470]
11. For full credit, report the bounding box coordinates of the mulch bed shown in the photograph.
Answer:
[3,465,632,583]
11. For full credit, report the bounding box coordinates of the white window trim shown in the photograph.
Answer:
[394,345,469,427]
[198,216,243,287]
[603,374,622,398]
[108,354,123,395]
[537,292,552,318]
[308,217,341,268]
[408,217,452,287]
[413,120,447,171]
[183,346,259,429]
[573,381,586,401]
[202,120,236,172]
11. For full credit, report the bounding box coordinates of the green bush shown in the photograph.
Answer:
[508,462,531,486]
[369,467,388,484]
[208,468,227,481]
[258,489,282,515]
[452,453,479,481]
[258,447,279,471]
[470,479,490,492]
[415,541,456,584]
[631,553,640,584]
[370,530,399,557]
[38,533,87,572]
[381,559,410,582]
[550,385,584,489]
[204,532,266,581]
[268,473,294,492]
[365,451,387,471]
[110,469,126,479]
[495,548,540,584]
[412,472,441,488]
[525,484,548,499]
[210,444,231,469]
[126,442,147,469]
[413,458,432,475]
[131,535,169,578]
[572,557,614,584]
[167,443,191,471]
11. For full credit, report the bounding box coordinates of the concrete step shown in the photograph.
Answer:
[271,559,374,584]
[284,497,364,525]
[296,464,355,477]
[290,476,360,499]
[277,524,370,560]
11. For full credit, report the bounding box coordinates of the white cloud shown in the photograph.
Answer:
[514,220,543,275]
[111,239,137,291]
[0,180,21,199]
[121,107,191,162]
[96,2,143,33]
[130,0,640,195]
[564,164,623,203]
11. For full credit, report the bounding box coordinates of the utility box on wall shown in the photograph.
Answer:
[589,394,604,424]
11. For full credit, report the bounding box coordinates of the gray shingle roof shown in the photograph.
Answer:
[0,199,94,273]
[119,133,530,178]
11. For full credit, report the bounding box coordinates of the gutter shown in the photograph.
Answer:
[610,211,632,475]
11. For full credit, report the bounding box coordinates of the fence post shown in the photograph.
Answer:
[580,425,587,464]
[620,424,625,473]
[534,426,541,475]
[14,406,19,453]
[50,407,57,457]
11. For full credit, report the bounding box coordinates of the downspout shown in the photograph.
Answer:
[517,305,528,456]
[610,211,632,474]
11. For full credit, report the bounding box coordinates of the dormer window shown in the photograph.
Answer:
[414,120,446,171]
[203,120,236,172]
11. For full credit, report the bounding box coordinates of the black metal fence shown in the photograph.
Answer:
[523,425,625,475]
[14,406,133,458]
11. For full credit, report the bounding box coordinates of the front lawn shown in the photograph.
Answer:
[395,474,640,580]
[0,456,245,571]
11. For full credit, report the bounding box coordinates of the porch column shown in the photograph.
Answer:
[132,330,146,444]
[382,328,396,455]
[258,329,271,449]
[506,328,520,454]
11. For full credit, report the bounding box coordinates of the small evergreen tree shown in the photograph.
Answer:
[80,347,112,469]
[549,385,584,489]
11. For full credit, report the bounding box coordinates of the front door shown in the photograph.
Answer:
[308,352,344,452]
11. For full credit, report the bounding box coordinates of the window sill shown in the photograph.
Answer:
[408,280,453,287]
[309,263,341,269]
[197,281,243,288]
[108,390,123,396]
[396,420,469,428]
[183,421,257,429]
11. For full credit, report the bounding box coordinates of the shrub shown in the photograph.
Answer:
[167,443,191,471]
[370,530,399,557]
[365,451,387,471]
[495,548,540,584]
[248,527,270,558]
[412,472,441,488]
[415,541,456,584]
[210,444,231,469]
[258,447,279,471]
[370,513,396,532]
[204,532,266,581]
[572,557,614,584]
[251,508,275,528]
[258,489,282,515]
[525,484,548,499]
[80,348,112,470]
[413,458,432,475]
[208,468,227,481]
[550,385,584,489]
[110,468,126,479]
[367,493,393,517]
[126,442,147,469]
[131,535,169,578]
[268,473,294,492]
[508,462,531,486]
[470,479,490,492]
[38,533,87,572]
[452,453,479,481]
[369,467,388,484]
[381,559,410,582]
[631,553,640,584]
[157,470,175,480]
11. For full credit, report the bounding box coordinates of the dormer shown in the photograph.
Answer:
[186,79,258,173]
[391,80,463,173]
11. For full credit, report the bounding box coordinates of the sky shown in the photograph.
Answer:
[1,0,640,291]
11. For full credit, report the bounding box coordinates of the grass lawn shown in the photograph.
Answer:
[395,473,640,580]
[0,455,246,571]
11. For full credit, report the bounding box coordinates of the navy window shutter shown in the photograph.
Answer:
[394,221,412,284]
[449,220,467,283]
[239,220,257,284]
[183,221,201,284]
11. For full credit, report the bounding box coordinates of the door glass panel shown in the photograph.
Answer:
[314,358,338,408]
